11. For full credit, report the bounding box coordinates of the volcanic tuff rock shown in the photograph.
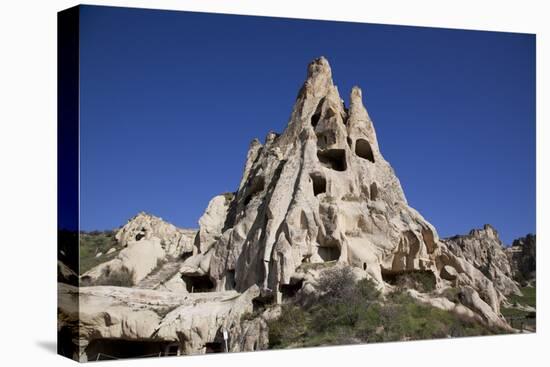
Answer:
[116,212,196,257]
[82,213,197,285]
[506,234,536,283]
[58,283,259,361]
[443,225,521,296]
[60,58,519,360]
[180,57,505,326]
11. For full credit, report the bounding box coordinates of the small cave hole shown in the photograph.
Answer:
[280,279,304,300]
[317,149,347,171]
[363,262,367,271]
[182,275,215,293]
[205,342,223,354]
[318,245,341,262]
[310,173,327,196]
[355,138,375,163]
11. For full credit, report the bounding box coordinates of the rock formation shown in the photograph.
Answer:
[506,234,536,284]
[59,57,525,360]
[116,212,196,257]
[442,225,521,296]
[81,213,196,285]
[58,283,260,361]
[180,57,505,326]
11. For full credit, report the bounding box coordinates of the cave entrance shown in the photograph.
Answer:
[310,173,327,196]
[355,138,375,163]
[317,149,347,171]
[86,339,174,360]
[280,279,304,300]
[318,245,341,262]
[205,342,224,354]
[182,275,215,293]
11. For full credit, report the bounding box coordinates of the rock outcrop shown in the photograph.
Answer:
[116,212,196,257]
[442,225,520,296]
[180,57,505,326]
[82,213,197,286]
[506,234,536,284]
[61,58,521,361]
[58,283,260,361]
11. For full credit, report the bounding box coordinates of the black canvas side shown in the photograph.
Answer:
[57,5,80,361]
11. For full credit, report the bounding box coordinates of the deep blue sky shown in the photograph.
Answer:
[79,5,535,244]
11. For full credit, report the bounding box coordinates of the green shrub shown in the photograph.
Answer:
[266,268,504,349]
[394,271,436,293]
[268,305,307,349]
[79,230,119,274]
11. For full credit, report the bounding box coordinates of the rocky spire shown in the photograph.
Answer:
[181,57,508,327]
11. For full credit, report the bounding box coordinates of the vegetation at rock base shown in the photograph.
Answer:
[501,286,536,331]
[268,267,504,349]
[80,230,119,274]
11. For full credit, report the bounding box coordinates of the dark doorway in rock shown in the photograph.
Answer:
[318,245,341,262]
[363,262,367,271]
[165,343,180,357]
[86,339,173,360]
[317,149,347,171]
[310,173,327,196]
[370,182,379,201]
[280,279,304,300]
[225,269,236,290]
[355,138,375,163]
[182,275,215,293]
[135,233,145,241]
[205,342,224,354]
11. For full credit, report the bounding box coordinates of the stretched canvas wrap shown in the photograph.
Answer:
[58,5,536,362]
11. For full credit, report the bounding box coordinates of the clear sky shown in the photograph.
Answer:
[78,5,535,244]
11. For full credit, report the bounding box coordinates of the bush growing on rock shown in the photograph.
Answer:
[267,266,503,348]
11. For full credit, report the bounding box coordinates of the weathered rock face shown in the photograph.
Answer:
[442,225,520,296]
[82,213,197,286]
[181,57,504,325]
[506,234,536,283]
[116,212,196,258]
[58,283,259,361]
[62,58,521,361]
[184,57,438,293]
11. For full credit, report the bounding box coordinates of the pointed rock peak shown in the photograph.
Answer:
[350,86,363,105]
[307,56,332,79]
[300,56,335,99]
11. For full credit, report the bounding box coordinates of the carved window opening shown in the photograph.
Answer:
[317,149,347,171]
[182,275,215,293]
[355,138,375,163]
[310,173,327,196]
